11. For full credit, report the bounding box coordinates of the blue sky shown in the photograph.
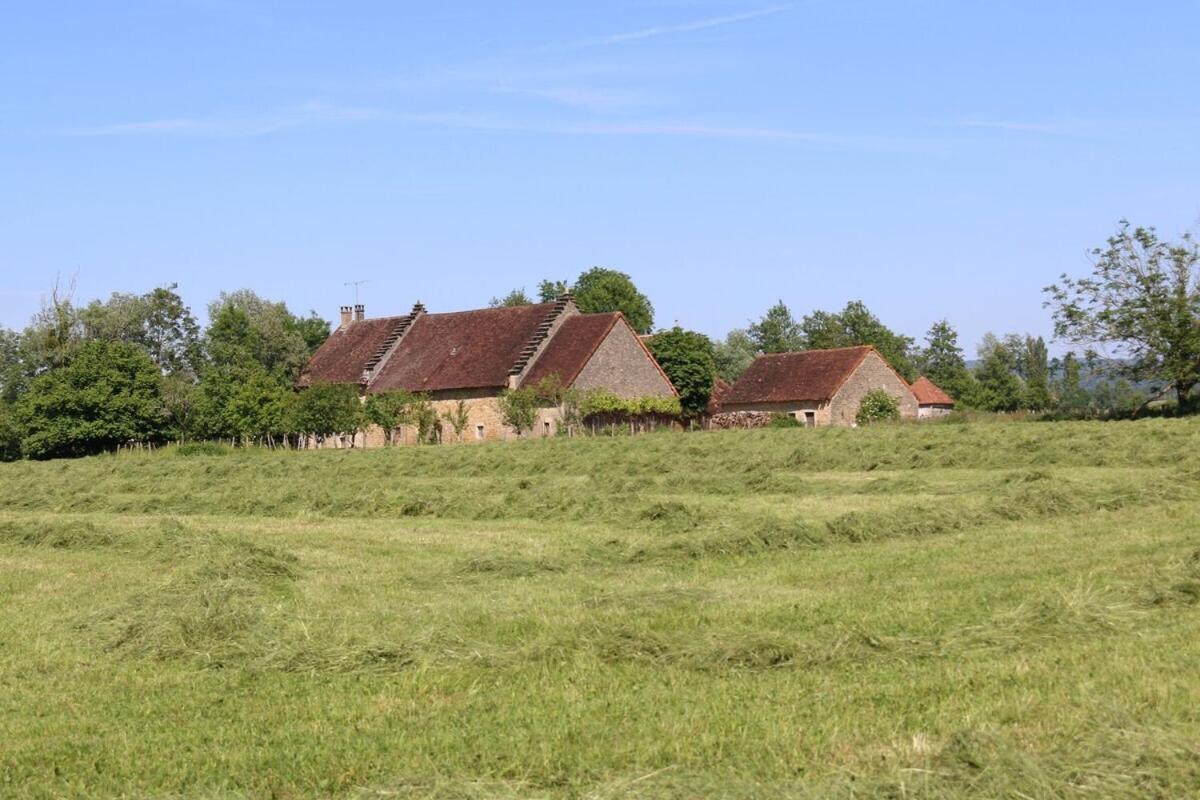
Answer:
[3,1,1198,353]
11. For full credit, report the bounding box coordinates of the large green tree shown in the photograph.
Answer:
[1045,222,1200,410]
[972,334,1024,412]
[293,382,363,445]
[748,301,803,354]
[571,268,655,333]
[79,284,201,376]
[646,327,716,417]
[915,320,975,401]
[205,290,317,382]
[800,301,917,380]
[14,340,165,458]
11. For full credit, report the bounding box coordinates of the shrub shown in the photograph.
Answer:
[768,412,801,429]
[856,389,900,425]
[498,387,539,436]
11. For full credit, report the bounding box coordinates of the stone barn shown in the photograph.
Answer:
[714,346,918,427]
[298,294,677,444]
[909,376,955,419]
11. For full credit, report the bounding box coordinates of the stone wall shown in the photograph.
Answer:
[574,321,676,398]
[918,404,953,420]
[714,400,829,426]
[829,351,918,425]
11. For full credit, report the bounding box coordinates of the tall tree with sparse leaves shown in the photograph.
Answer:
[1045,221,1200,410]
[749,300,803,354]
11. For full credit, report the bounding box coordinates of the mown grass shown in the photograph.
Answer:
[1,418,1199,798]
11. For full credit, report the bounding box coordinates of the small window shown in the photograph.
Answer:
[475,424,485,441]
[543,421,551,437]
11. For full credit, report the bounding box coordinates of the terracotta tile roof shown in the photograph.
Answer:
[521,313,620,388]
[297,315,408,387]
[723,346,874,405]
[910,376,955,405]
[369,303,557,393]
[707,377,732,415]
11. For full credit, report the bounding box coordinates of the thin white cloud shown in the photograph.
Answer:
[601,3,795,44]
[68,102,385,138]
[64,103,880,146]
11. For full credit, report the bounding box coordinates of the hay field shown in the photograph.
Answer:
[2,419,1199,798]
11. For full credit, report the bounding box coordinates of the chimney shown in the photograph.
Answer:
[339,306,353,327]
[411,300,427,316]
[354,304,365,322]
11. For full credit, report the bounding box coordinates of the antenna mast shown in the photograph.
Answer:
[343,279,369,305]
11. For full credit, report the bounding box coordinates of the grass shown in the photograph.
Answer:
[1,418,1199,798]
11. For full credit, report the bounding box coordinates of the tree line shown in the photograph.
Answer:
[1,221,1195,459]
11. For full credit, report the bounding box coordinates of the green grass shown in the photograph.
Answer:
[1,418,1199,798]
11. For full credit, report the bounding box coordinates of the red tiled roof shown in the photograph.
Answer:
[723,346,874,405]
[521,313,620,388]
[297,315,408,387]
[707,377,732,415]
[370,303,556,393]
[910,376,955,405]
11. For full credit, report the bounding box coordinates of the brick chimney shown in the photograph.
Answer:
[354,304,365,322]
[339,306,353,328]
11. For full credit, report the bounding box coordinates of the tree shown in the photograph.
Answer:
[79,284,201,376]
[292,382,363,446]
[291,311,332,356]
[497,387,539,436]
[365,390,419,445]
[205,290,313,382]
[488,288,532,308]
[712,329,758,382]
[537,279,570,303]
[533,374,583,434]
[0,328,24,404]
[973,334,1023,412]
[193,363,293,446]
[14,340,165,458]
[442,399,472,442]
[0,402,21,462]
[1045,221,1200,410]
[915,320,974,401]
[1017,335,1053,411]
[1054,352,1091,414]
[748,301,803,353]
[570,267,655,333]
[645,327,715,417]
[800,301,917,380]
[856,389,900,425]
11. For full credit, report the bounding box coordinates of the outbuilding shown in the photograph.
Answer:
[909,376,956,419]
[714,346,918,427]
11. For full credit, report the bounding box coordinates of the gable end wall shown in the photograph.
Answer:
[830,351,918,425]
[573,322,675,398]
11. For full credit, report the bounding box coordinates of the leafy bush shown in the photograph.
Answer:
[498,387,539,436]
[856,389,900,425]
[768,413,801,429]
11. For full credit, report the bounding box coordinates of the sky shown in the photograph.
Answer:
[2,0,1198,353]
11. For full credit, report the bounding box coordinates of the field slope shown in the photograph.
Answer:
[2,419,1200,798]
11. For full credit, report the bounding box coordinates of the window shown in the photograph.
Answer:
[543,421,551,437]
[475,425,485,441]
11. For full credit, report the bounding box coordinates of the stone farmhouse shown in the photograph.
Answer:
[298,295,677,444]
[909,376,956,418]
[714,345,918,427]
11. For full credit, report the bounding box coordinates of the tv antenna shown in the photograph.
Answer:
[344,279,369,305]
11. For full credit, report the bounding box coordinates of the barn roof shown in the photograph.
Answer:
[370,303,557,393]
[521,312,620,388]
[707,377,732,415]
[297,315,409,387]
[910,376,955,405]
[722,346,875,405]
